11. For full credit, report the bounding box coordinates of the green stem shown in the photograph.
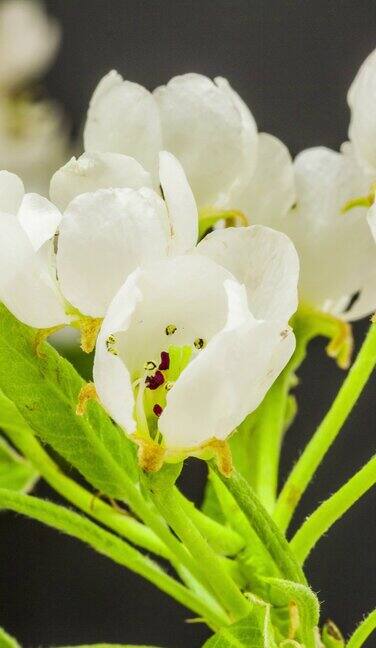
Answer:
[174,488,244,556]
[0,488,227,630]
[0,401,168,558]
[347,609,376,648]
[290,456,376,564]
[0,626,20,648]
[274,321,376,533]
[249,373,291,513]
[0,392,227,621]
[150,485,250,621]
[214,467,307,586]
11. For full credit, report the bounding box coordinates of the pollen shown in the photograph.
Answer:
[165,324,177,336]
[106,334,118,355]
[145,370,165,390]
[158,351,170,371]
[194,337,205,350]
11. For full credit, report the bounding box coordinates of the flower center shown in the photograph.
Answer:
[106,323,207,442]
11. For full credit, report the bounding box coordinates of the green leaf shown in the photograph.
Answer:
[57,645,163,647]
[0,304,137,498]
[202,605,277,647]
[0,434,37,494]
[0,625,21,648]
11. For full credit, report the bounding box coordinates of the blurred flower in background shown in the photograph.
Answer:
[0,0,69,194]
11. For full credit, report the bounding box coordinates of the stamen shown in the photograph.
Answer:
[153,404,163,417]
[145,370,165,390]
[165,324,177,336]
[159,351,170,371]
[194,337,205,350]
[144,360,157,371]
[106,334,118,355]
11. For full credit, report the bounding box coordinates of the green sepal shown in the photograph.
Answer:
[202,604,277,647]
[143,462,183,493]
[321,620,345,648]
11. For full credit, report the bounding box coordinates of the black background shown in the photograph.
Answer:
[0,1,375,646]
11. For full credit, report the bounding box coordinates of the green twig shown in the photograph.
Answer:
[213,467,307,586]
[0,393,168,558]
[149,484,250,621]
[274,320,376,533]
[347,609,376,648]
[290,456,376,563]
[0,488,227,631]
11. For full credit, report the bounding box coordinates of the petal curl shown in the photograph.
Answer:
[0,212,67,328]
[18,193,61,251]
[159,151,198,254]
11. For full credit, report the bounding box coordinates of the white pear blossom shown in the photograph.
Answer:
[348,47,376,175]
[279,147,376,320]
[0,152,198,332]
[0,0,60,91]
[0,97,68,194]
[83,70,294,221]
[93,226,299,451]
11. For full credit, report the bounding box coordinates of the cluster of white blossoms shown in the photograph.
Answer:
[0,0,68,194]
[1,46,376,461]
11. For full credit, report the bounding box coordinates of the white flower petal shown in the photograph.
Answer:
[367,202,376,242]
[236,133,296,223]
[154,73,258,208]
[57,188,170,317]
[196,225,299,322]
[282,147,376,318]
[160,280,295,448]
[0,170,24,213]
[93,273,143,435]
[50,152,152,211]
[159,151,198,254]
[0,211,67,328]
[84,70,162,178]
[18,193,62,251]
[348,48,376,174]
[94,256,235,436]
[113,255,235,379]
[0,0,60,89]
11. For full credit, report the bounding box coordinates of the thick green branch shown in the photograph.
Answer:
[0,488,227,630]
[274,321,376,532]
[290,455,376,563]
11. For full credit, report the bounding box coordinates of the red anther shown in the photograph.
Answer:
[153,404,163,417]
[145,370,165,390]
[159,351,170,371]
